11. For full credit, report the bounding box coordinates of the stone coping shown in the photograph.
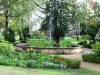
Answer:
[15,43,83,54]
[16,43,82,49]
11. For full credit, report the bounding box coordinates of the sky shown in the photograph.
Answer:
[78,0,100,3]
[94,0,99,2]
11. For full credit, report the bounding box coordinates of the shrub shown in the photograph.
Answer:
[70,60,81,69]
[84,44,92,48]
[0,55,9,65]
[78,40,92,48]
[72,36,76,39]
[83,54,94,62]
[0,41,14,56]
[3,27,15,43]
[27,60,36,68]
[28,39,55,47]
[45,64,58,69]
[82,54,88,62]
[60,39,71,48]
[19,26,30,41]
[92,42,100,55]
[22,26,30,40]
[36,63,44,68]
[53,55,80,69]
[81,35,91,40]
[60,39,67,47]
[0,55,27,67]
[0,51,81,69]
[78,40,87,46]
[16,60,27,67]
[82,54,100,64]
[66,40,72,47]
[45,39,54,47]
[81,35,85,39]
[85,35,91,40]
[0,35,4,42]
[31,30,45,39]
[28,39,46,47]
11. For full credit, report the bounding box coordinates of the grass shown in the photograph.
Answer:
[64,37,88,44]
[0,65,99,75]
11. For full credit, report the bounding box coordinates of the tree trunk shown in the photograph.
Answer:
[6,9,8,30]
[55,40,60,47]
[5,1,9,41]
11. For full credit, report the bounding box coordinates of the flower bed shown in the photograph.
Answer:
[0,52,81,69]
[0,41,81,69]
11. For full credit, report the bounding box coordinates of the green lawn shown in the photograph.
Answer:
[0,65,99,75]
[65,37,88,44]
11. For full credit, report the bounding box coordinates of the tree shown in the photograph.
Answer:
[80,23,87,35]
[41,0,70,44]
[85,2,100,43]
[93,2,100,21]
[0,15,6,32]
[67,0,90,40]
[86,21,98,43]
[0,0,43,41]
[3,27,15,43]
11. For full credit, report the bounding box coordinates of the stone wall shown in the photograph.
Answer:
[15,44,83,54]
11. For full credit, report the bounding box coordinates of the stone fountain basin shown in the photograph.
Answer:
[15,43,83,54]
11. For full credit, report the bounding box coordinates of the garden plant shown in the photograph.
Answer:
[0,41,81,69]
[82,42,100,64]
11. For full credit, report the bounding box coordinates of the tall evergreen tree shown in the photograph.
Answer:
[41,0,70,44]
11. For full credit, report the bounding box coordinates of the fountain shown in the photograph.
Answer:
[15,42,83,54]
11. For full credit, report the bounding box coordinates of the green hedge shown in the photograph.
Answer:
[60,39,71,48]
[78,40,92,48]
[78,40,87,46]
[28,39,46,47]
[28,39,54,47]
[28,38,72,48]
[70,60,81,69]
[82,54,100,64]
